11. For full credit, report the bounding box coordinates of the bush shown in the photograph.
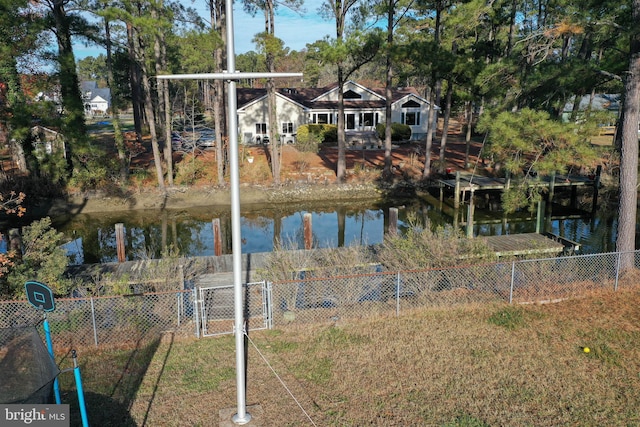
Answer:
[296,124,338,152]
[376,123,412,142]
[377,216,496,271]
[3,217,73,299]
[68,145,121,190]
[174,153,209,185]
[259,240,374,283]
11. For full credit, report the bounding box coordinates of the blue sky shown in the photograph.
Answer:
[74,0,334,60]
[224,0,334,53]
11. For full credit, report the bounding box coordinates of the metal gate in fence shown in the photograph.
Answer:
[196,281,272,337]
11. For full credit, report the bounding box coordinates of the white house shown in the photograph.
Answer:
[236,81,434,144]
[80,81,111,116]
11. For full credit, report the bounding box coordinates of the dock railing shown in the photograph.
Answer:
[1,250,638,348]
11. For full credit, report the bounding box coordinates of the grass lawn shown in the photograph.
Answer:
[56,287,640,426]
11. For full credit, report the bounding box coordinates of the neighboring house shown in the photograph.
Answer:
[561,94,621,123]
[236,81,435,145]
[31,125,66,158]
[80,81,111,116]
[562,94,640,136]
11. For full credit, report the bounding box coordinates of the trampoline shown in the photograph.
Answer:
[0,326,60,404]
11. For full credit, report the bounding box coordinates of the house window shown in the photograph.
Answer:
[282,122,294,134]
[360,112,376,127]
[402,112,420,126]
[256,123,267,134]
[345,114,356,130]
[314,113,330,124]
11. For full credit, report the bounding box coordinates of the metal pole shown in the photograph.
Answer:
[224,2,250,423]
[396,272,401,317]
[509,261,515,304]
[177,293,181,327]
[90,297,98,347]
[72,350,89,427]
[43,314,61,404]
[156,26,302,427]
[615,251,621,291]
[194,288,201,339]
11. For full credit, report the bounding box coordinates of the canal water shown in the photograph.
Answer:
[54,190,621,265]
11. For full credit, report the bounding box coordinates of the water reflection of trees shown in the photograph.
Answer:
[57,197,622,263]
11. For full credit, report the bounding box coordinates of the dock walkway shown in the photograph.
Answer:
[436,171,598,210]
[480,233,568,257]
[66,236,576,291]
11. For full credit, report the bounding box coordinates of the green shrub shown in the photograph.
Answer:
[377,216,496,270]
[322,125,338,143]
[68,145,121,190]
[174,154,207,185]
[296,124,338,151]
[3,217,72,298]
[376,122,412,141]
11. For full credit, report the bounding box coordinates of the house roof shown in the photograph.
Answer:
[563,94,620,112]
[237,82,427,111]
[80,81,111,104]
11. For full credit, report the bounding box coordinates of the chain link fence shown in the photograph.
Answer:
[270,250,640,326]
[196,282,271,337]
[1,251,638,348]
[0,291,195,349]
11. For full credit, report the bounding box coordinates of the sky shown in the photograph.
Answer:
[74,0,335,60]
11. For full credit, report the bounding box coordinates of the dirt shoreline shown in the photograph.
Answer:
[48,182,387,215]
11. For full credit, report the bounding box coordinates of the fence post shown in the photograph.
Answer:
[177,293,181,328]
[266,281,273,329]
[396,272,401,317]
[615,251,621,291]
[509,261,515,304]
[178,265,185,326]
[90,297,98,347]
[193,288,200,339]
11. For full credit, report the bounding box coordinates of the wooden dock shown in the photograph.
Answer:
[480,233,571,257]
[437,173,595,192]
[436,170,599,210]
[65,235,576,291]
[65,253,270,292]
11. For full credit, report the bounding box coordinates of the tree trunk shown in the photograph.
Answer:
[152,4,174,187]
[616,0,640,265]
[0,55,30,173]
[104,18,127,182]
[52,0,87,172]
[11,139,28,173]
[265,1,280,184]
[422,87,436,179]
[135,26,165,191]
[333,0,351,184]
[438,80,453,173]
[212,0,226,185]
[464,100,473,168]
[336,68,347,182]
[126,22,144,139]
[383,0,394,178]
[422,1,442,179]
